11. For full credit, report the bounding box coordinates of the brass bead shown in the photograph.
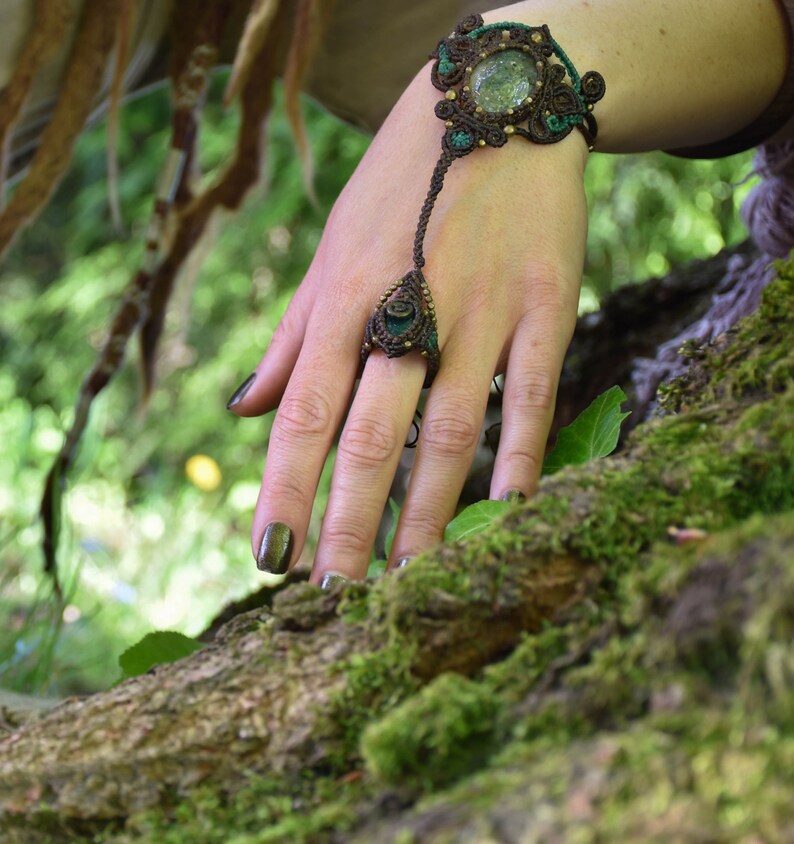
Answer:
[526,97,533,104]
[531,31,542,43]
[445,89,457,101]
[536,80,543,87]
[499,43,506,50]
[445,120,454,127]
[545,109,551,115]
[466,66,472,73]
[421,350,428,357]
[480,51,487,58]
[363,343,371,351]
[587,103,594,111]
[522,45,530,51]
[475,105,483,113]
[536,62,544,69]
[504,125,515,135]
[501,29,511,40]
[478,139,486,146]
[506,108,514,115]
[463,85,470,92]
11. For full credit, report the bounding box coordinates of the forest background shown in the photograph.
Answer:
[0,72,757,697]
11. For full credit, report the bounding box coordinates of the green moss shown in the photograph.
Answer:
[361,673,503,791]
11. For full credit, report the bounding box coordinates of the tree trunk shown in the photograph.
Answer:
[2,252,793,844]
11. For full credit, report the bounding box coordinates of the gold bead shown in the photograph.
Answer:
[501,29,511,40]
[536,62,544,70]
[499,43,506,50]
[421,350,428,357]
[522,45,530,51]
[445,89,457,101]
[536,80,543,87]
[478,139,486,146]
[531,31,542,43]
[526,97,533,104]
[504,125,515,135]
[480,51,487,57]
[506,108,514,115]
[466,66,472,73]
[463,85,470,92]
[404,341,412,348]
[475,105,483,113]
[545,109,551,115]
[587,103,594,111]
[364,343,371,351]
[445,120,454,127]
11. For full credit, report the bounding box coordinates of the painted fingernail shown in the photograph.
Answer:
[320,572,349,591]
[395,556,413,569]
[226,372,256,410]
[500,489,526,503]
[256,522,294,574]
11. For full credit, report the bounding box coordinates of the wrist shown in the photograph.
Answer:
[483,0,788,154]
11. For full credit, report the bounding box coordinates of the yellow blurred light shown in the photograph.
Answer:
[185,454,222,492]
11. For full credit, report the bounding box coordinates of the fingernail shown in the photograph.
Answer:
[256,522,294,574]
[395,556,413,569]
[320,572,349,591]
[500,488,526,503]
[226,372,256,410]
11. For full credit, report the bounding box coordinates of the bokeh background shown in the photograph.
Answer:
[0,72,757,696]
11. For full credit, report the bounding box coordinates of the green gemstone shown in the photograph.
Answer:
[385,300,416,336]
[470,50,538,113]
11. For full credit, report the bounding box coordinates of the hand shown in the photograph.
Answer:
[228,62,588,584]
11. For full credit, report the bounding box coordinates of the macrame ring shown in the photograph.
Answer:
[361,269,440,389]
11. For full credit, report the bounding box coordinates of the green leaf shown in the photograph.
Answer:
[118,631,203,679]
[384,497,401,559]
[444,500,511,543]
[367,559,387,579]
[543,385,630,475]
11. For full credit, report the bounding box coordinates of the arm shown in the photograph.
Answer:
[229,0,789,585]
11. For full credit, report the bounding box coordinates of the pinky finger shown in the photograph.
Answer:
[227,278,314,417]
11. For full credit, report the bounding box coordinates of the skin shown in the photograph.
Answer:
[230,0,788,584]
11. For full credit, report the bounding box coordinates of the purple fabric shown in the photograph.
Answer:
[633,141,794,412]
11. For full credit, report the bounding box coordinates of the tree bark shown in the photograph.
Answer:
[2,251,793,844]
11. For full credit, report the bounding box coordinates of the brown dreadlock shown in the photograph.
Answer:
[0,0,333,583]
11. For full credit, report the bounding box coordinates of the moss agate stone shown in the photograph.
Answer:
[470,50,538,113]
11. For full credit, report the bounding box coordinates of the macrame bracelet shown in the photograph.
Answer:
[361,15,605,389]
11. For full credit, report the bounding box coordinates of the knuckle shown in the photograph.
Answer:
[321,518,373,557]
[393,507,445,544]
[338,414,401,469]
[507,369,557,416]
[264,472,311,509]
[275,387,334,439]
[421,405,481,456]
[500,443,543,480]
[524,263,578,313]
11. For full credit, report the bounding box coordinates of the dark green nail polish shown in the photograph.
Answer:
[395,556,413,569]
[500,488,526,503]
[226,372,256,410]
[256,522,294,574]
[320,572,349,591]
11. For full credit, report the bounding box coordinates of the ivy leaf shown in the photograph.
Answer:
[444,500,511,543]
[384,497,401,559]
[118,631,203,679]
[543,385,630,475]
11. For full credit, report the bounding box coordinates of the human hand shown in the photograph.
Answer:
[227,58,589,585]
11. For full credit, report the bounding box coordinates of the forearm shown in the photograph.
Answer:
[480,0,789,153]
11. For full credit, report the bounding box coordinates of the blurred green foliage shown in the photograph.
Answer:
[0,71,756,696]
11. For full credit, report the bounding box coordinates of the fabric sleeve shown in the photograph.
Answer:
[669,0,794,158]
